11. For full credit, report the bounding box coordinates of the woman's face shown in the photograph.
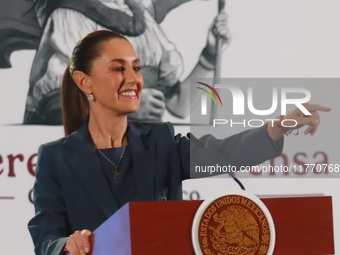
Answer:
[88,38,144,115]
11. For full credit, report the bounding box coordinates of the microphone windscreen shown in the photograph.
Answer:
[140,134,150,150]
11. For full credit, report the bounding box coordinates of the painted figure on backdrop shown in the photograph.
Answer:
[0,0,231,125]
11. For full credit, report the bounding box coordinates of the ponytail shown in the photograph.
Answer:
[61,65,89,135]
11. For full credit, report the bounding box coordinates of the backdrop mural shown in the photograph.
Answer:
[0,0,339,254]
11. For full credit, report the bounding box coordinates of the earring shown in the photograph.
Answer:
[88,93,95,102]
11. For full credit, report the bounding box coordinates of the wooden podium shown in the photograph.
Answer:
[90,196,334,255]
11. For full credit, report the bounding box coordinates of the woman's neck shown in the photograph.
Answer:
[88,111,128,149]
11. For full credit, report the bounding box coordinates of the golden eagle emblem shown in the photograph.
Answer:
[209,206,259,254]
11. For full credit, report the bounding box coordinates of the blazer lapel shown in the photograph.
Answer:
[63,122,119,217]
[127,122,156,201]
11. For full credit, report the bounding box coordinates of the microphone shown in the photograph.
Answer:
[156,177,167,201]
[186,132,205,148]
[140,134,150,150]
[141,133,166,199]
[187,133,246,190]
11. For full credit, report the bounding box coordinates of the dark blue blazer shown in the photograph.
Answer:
[28,120,282,255]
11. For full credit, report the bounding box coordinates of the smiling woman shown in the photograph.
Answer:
[27,30,329,255]
[61,31,143,142]
[69,36,143,149]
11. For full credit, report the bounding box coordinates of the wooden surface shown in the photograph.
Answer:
[263,196,334,255]
[92,196,334,255]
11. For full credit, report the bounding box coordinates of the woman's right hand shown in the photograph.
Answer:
[64,229,92,255]
[267,103,331,141]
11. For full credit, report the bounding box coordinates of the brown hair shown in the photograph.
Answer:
[61,30,128,135]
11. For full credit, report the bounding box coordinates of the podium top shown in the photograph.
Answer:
[90,196,334,255]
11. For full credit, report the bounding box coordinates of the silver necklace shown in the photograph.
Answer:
[97,146,126,179]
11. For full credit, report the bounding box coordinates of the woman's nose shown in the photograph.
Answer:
[124,66,139,83]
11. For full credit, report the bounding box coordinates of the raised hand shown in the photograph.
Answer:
[267,103,331,141]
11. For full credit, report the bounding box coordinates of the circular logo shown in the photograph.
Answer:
[192,190,275,255]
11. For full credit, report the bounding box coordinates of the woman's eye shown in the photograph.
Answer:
[114,67,125,72]
[134,66,141,72]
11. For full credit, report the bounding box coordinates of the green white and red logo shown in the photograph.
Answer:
[196,82,223,115]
